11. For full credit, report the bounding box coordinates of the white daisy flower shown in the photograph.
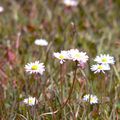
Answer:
[94,54,115,65]
[23,96,38,106]
[83,94,98,104]
[24,61,45,75]
[34,39,48,46]
[68,49,89,63]
[0,6,4,13]
[53,50,69,64]
[63,0,78,7]
[91,64,110,73]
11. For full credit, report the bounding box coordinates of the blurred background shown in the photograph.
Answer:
[0,0,120,119]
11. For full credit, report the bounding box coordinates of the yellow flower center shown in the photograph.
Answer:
[59,54,65,59]
[102,58,107,62]
[90,97,94,102]
[28,99,33,104]
[98,65,103,69]
[31,65,38,70]
[75,53,80,58]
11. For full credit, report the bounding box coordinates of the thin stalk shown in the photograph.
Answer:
[60,63,64,104]
[60,63,65,119]
[75,105,80,119]
[24,77,29,97]
[61,62,78,108]
[39,62,78,117]
[98,36,105,54]
[110,85,118,120]
[113,65,120,82]
[43,89,57,120]
[80,69,90,93]
[16,113,28,120]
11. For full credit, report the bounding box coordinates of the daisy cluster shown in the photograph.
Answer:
[83,94,98,104]
[91,54,115,73]
[53,49,89,64]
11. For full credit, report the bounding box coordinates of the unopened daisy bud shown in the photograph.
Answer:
[70,22,76,34]
[24,61,45,75]
[91,64,110,74]
[34,39,48,46]
[83,94,98,104]
[78,61,86,69]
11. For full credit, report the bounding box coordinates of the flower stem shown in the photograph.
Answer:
[113,65,120,82]
[60,63,64,104]
[61,61,78,107]
[80,69,90,93]
[39,62,78,117]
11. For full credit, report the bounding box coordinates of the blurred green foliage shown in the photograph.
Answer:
[0,0,120,119]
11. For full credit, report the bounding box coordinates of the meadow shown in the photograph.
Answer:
[0,0,120,119]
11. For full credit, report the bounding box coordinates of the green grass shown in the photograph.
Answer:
[0,0,120,119]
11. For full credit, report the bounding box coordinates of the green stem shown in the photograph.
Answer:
[80,69,90,93]
[61,62,77,108]
[60,63,64,104]
[39,62,78,117]
[113,65,120,82]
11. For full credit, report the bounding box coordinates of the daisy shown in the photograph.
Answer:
[68,49,89,63]
[63,0,78,7]
[83,94,98,104]
[94,54,115,65]
[0,6,4,13]
[34,39,48,46]
[24,61,45,75]
[91,64,110,73]
[53,50,69,64]
[23,96,38,106]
